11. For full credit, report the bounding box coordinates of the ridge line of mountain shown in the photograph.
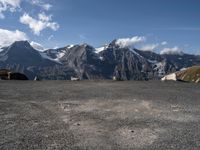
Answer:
[0,40,199,80]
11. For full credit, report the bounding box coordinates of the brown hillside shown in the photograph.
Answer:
[176,66,200,83]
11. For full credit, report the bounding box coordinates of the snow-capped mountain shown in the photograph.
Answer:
[95,44,108,53]
[0,41,56,66]
[0,40,199,80]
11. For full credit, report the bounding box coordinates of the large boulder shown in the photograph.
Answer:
[9,72,29,80]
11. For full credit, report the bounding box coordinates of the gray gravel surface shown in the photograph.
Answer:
[0,80,200,150]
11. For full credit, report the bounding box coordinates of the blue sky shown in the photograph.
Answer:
[0,0,200,54]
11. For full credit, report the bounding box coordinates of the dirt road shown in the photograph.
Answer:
[0,81,200,150]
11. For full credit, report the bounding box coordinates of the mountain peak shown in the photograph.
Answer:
[11,40,30,47]
[0,40,199,80]
[79,43,94,49]
[8,41,34,52]
[108,39,121,49]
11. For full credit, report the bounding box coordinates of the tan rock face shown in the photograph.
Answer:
[162,66,200,83]
[176,66,200,83]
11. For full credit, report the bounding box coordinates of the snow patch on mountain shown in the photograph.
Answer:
[147,59,158,64]
[129,48,143,58]
[99,56,104,60]
[30,41,45,51]
[95,45,108,53]
[54,50,66,61]
[39,52,62,64]
[67,45,74,49]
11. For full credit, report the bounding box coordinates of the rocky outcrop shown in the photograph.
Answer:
[161,66,200,83]
[176,66,200,83]
[0,69,11,80]
[0,69,28,80]
[58,44,105,80]
[99,41,151,80]
[9,72,29,80]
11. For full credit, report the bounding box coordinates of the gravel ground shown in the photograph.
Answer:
[0,80,200,150]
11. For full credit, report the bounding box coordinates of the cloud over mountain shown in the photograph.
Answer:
[30,41,45,51]
[0,28,28,47]
[116,36,146,48]
[140,43,159,52]
[160,46,184,55]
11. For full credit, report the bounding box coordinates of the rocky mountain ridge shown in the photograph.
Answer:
[0,40,199,80]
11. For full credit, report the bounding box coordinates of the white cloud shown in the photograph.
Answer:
[19,12,59,35]
[30,0,52,11]
[0,0,21,9]
[0,0,53,19]
[141,43,159,51]
[116,36,146,48]
[48,35,54,41]
[161,41,168,45]
[0,28,28,47]
[0,0,21,19]
[38,12,51,21]
[160,46,184,55]
[41,3,52,11]
[30,41,45,51]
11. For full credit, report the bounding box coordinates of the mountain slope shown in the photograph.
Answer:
[161,54,200,70]
[176,66,200,82]
[0,41,60,79]
[44,44,105,79]
[98,40,152,80]
[0,40,199,80]
[0,41,58,66]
